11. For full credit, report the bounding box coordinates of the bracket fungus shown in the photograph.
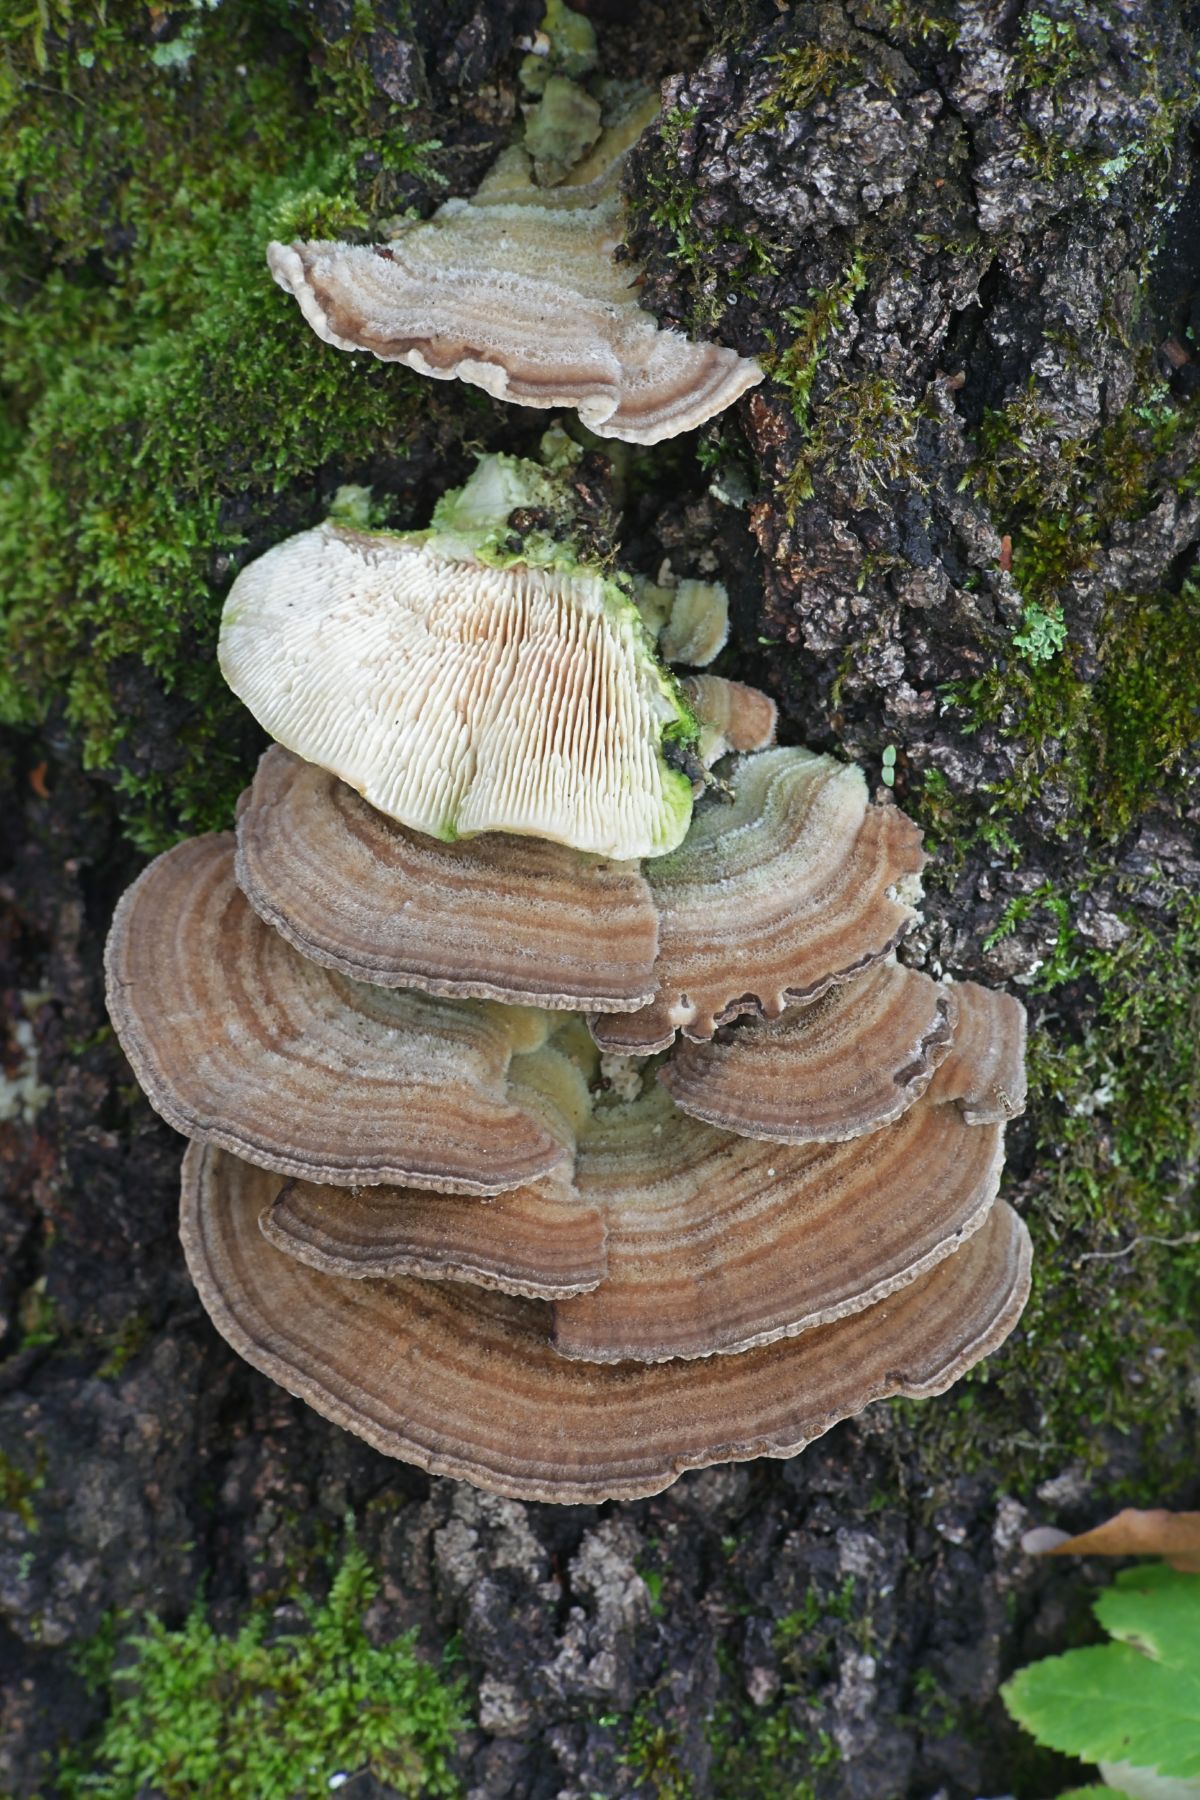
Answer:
[235,746,661,1011]
[219,456,700,861]
[231,739,917,1053]
[266,104,761,444]
[107,685,1033,1500]
[104,834,571,1194]
[590,747,927,1054]
[181,1144,1031,1505]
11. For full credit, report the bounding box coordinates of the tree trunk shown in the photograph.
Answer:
[1,0,1197,1794]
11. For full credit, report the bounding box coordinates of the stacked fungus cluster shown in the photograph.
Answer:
[105,67,1031,1501]
[105,451,1030,1504]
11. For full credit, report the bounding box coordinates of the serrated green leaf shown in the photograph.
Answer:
[1056,1788,1131,1800]
[1002,1567,1200,1779]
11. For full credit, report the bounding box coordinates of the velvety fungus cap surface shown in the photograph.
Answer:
[181,1140,1032,1504]
[104,835,569,1193]
[235,746,659,1009]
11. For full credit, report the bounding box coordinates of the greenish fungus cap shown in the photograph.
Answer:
[265,103,762,444]
[523,73,603,186]
[218,455,699,860]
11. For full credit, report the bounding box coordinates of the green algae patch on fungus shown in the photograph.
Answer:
[219,454,700,859]
[0,1,443,851]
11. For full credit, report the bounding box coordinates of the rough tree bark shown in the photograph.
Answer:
[1,0,1198,1795]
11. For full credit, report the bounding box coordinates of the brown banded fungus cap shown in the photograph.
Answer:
[262,1172,606,1300]
[591,746,927,1055]
[235,746,659,1010]
[659,960,956,1143]
[104,834,569,1193]
[931,981,1029,1123]
[681,674,778,766]
[218,456,698,861]
[266,107,761,445]
[182,1140,1032,1504]
[551,1018,1009,1363]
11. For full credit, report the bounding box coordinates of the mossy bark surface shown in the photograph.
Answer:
[1,1,1198,1795]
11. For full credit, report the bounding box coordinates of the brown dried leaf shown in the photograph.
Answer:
[1026,1509,1200,1572]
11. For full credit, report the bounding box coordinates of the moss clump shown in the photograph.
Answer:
[0,1444,46,1532]
[58,1540,467,1799]
[763,253,867,432]
[734,44,862,140]
[780,370,928,518]
[631,102,780,331]
[0,1,443,850]
[946,382,1200,838]
[898,891,1200,1488]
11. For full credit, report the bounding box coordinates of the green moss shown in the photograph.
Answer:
[763,253,866,431]
[58,1539,468,1799]
[1007,7,1189,200]
[1016,8,1088,93]
[774,1576,858,1647]
[945,382,1200,839]
[734,44,862,141]
[706,1698,838,1800]
[633,103,780,331]
[0,1,442,850]
[95,1311,152,1380]
[0,1444,46,1533]
[613,1679,839,1800]
[620,1702,692,1800]
[780,371,927,518]
[897,893,1200,1489]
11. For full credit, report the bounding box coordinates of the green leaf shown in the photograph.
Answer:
[1002,1567,1200,1780]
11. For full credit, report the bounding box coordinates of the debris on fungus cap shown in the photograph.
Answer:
[659,960,956,1143]
[551,1027,1007,1363]
[265,102,762,444]
[104,834,569,1193]
[261,1173,607,1300]
[682,674,778,766]
[181,1140,1032,1504]
[590,746,927,1055]
[218,455,699,860]
[235,746,659,1010]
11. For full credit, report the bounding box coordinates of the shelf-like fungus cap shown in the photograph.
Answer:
[266,111,761,445]
[234,747,659,1009]
[659,961,956,1143]
[551,1045,1006,1363]
[591,747,927,1054]
[932,981,1028,1123]
[182,1140,1032,1504]
[681,675,778,766]
[262,1172,606,1300]
[637,578,731,668]
[104,835,568,1193]
[219,461,698,861]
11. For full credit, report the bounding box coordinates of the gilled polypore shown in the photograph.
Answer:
[106,727,1031,1504]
